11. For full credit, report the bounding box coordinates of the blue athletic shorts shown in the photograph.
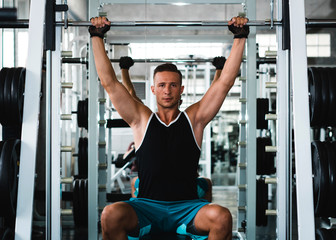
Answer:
[125,198,209,240]
[134,178,209,199]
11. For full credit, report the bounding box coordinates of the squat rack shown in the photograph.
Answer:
[1,0,330,239]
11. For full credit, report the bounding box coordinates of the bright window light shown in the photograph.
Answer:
[17,31,29,67]
[3,30,14,67]
[256,34,277,58]
[129,42,227,59]
[306,33,330,57]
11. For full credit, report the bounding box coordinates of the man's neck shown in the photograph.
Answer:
[156,108,181,125]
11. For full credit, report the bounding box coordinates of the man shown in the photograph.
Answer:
[118,56,213,202]
[90,16,248,240]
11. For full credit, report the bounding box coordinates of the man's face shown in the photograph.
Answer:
[151,71,184,109]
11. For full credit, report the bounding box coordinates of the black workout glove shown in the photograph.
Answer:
[228,21,250,39]
[119,56,134,70]
[212,56,226,70]
[88,18,110,39]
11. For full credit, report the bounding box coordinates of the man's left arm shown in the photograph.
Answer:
[186,17,248,129]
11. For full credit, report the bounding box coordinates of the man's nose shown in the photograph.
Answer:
[164,86,171,94]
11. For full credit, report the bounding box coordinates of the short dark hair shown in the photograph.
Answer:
[153,63,182,84]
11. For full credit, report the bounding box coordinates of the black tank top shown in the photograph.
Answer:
[136,112,201,201]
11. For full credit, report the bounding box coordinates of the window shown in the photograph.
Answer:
[306,33,331,57]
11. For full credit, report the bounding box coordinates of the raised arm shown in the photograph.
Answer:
[212,56,226,82]
[89,17,150,130]
[186,16,249,135]
[119,56,143,103]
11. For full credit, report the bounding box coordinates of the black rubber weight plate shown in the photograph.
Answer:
[311,141,324,215]
[79,179,86,227]
[84,98,88,130]
[325,142,336,217]
[308,67,323,127]
[0,139,17,223]
[316,228,331,240]
[77,100,84,128]
[73,179,80,228]
[0,68,9,125]
[2,228,14,240]
[11,68,25,125]
[319,68,329,127]
[317,142,329,217]
[84,179,88,227]
[256,98,269,130]
[3,68,15,126]
[328,68,336,127]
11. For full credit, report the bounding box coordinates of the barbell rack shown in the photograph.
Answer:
[2,19,336,29]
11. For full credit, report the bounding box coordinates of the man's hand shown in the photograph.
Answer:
[89,16,111,39]
[228,16,249,39]
[119,56,134,70]
[212,56,226,70]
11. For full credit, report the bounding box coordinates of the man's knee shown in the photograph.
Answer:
[101,202,138,231]
[208,205,232,229]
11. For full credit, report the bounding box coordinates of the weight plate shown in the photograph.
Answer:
[264,137,276,175]
[256,98,269,130]
[0,68,9,125]
[319,68,329,127]
[312,141,324,215]
[316,228,331,240]
[325,142,336,217]
[83,138,88,177]
[319,142,329,217]
[77,100,84,128]
[256,137,264,175]
[84,179,88,228]
[84,98,88,130]
[0,139,19,225]
[2,68,15,126]
[256,178,267,226]
[11,68,25,125]
[312,141,329,216]
[330,228,336,239]
[308,67,323,127]
[73,179,80,228]
[2,227,14,240]
[328,68,336,127]
[79,179,87,228]
[78,138,88,177]
[0,141,4,153]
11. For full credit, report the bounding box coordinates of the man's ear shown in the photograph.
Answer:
[180,85,184,95]
[151,85,155,95]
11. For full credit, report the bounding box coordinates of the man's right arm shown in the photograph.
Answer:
[90,17,150,129]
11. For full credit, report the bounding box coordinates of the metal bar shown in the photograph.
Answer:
[15,0,46,239]
[46,50,52,240]
[56,20,282,27]
[101,0,245,4]
[63,57,276,65]
[2,19,336,29]
[88,1,99,238]
[246,1,257,237]
[288,0,315,239]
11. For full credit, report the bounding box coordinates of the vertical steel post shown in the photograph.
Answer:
[88,1,99,238]
[276,3,291,239]
[15,0,46,239]
[246,0,257,238]
[288,0,315,239]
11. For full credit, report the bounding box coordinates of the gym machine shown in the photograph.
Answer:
[1,0,336,239]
